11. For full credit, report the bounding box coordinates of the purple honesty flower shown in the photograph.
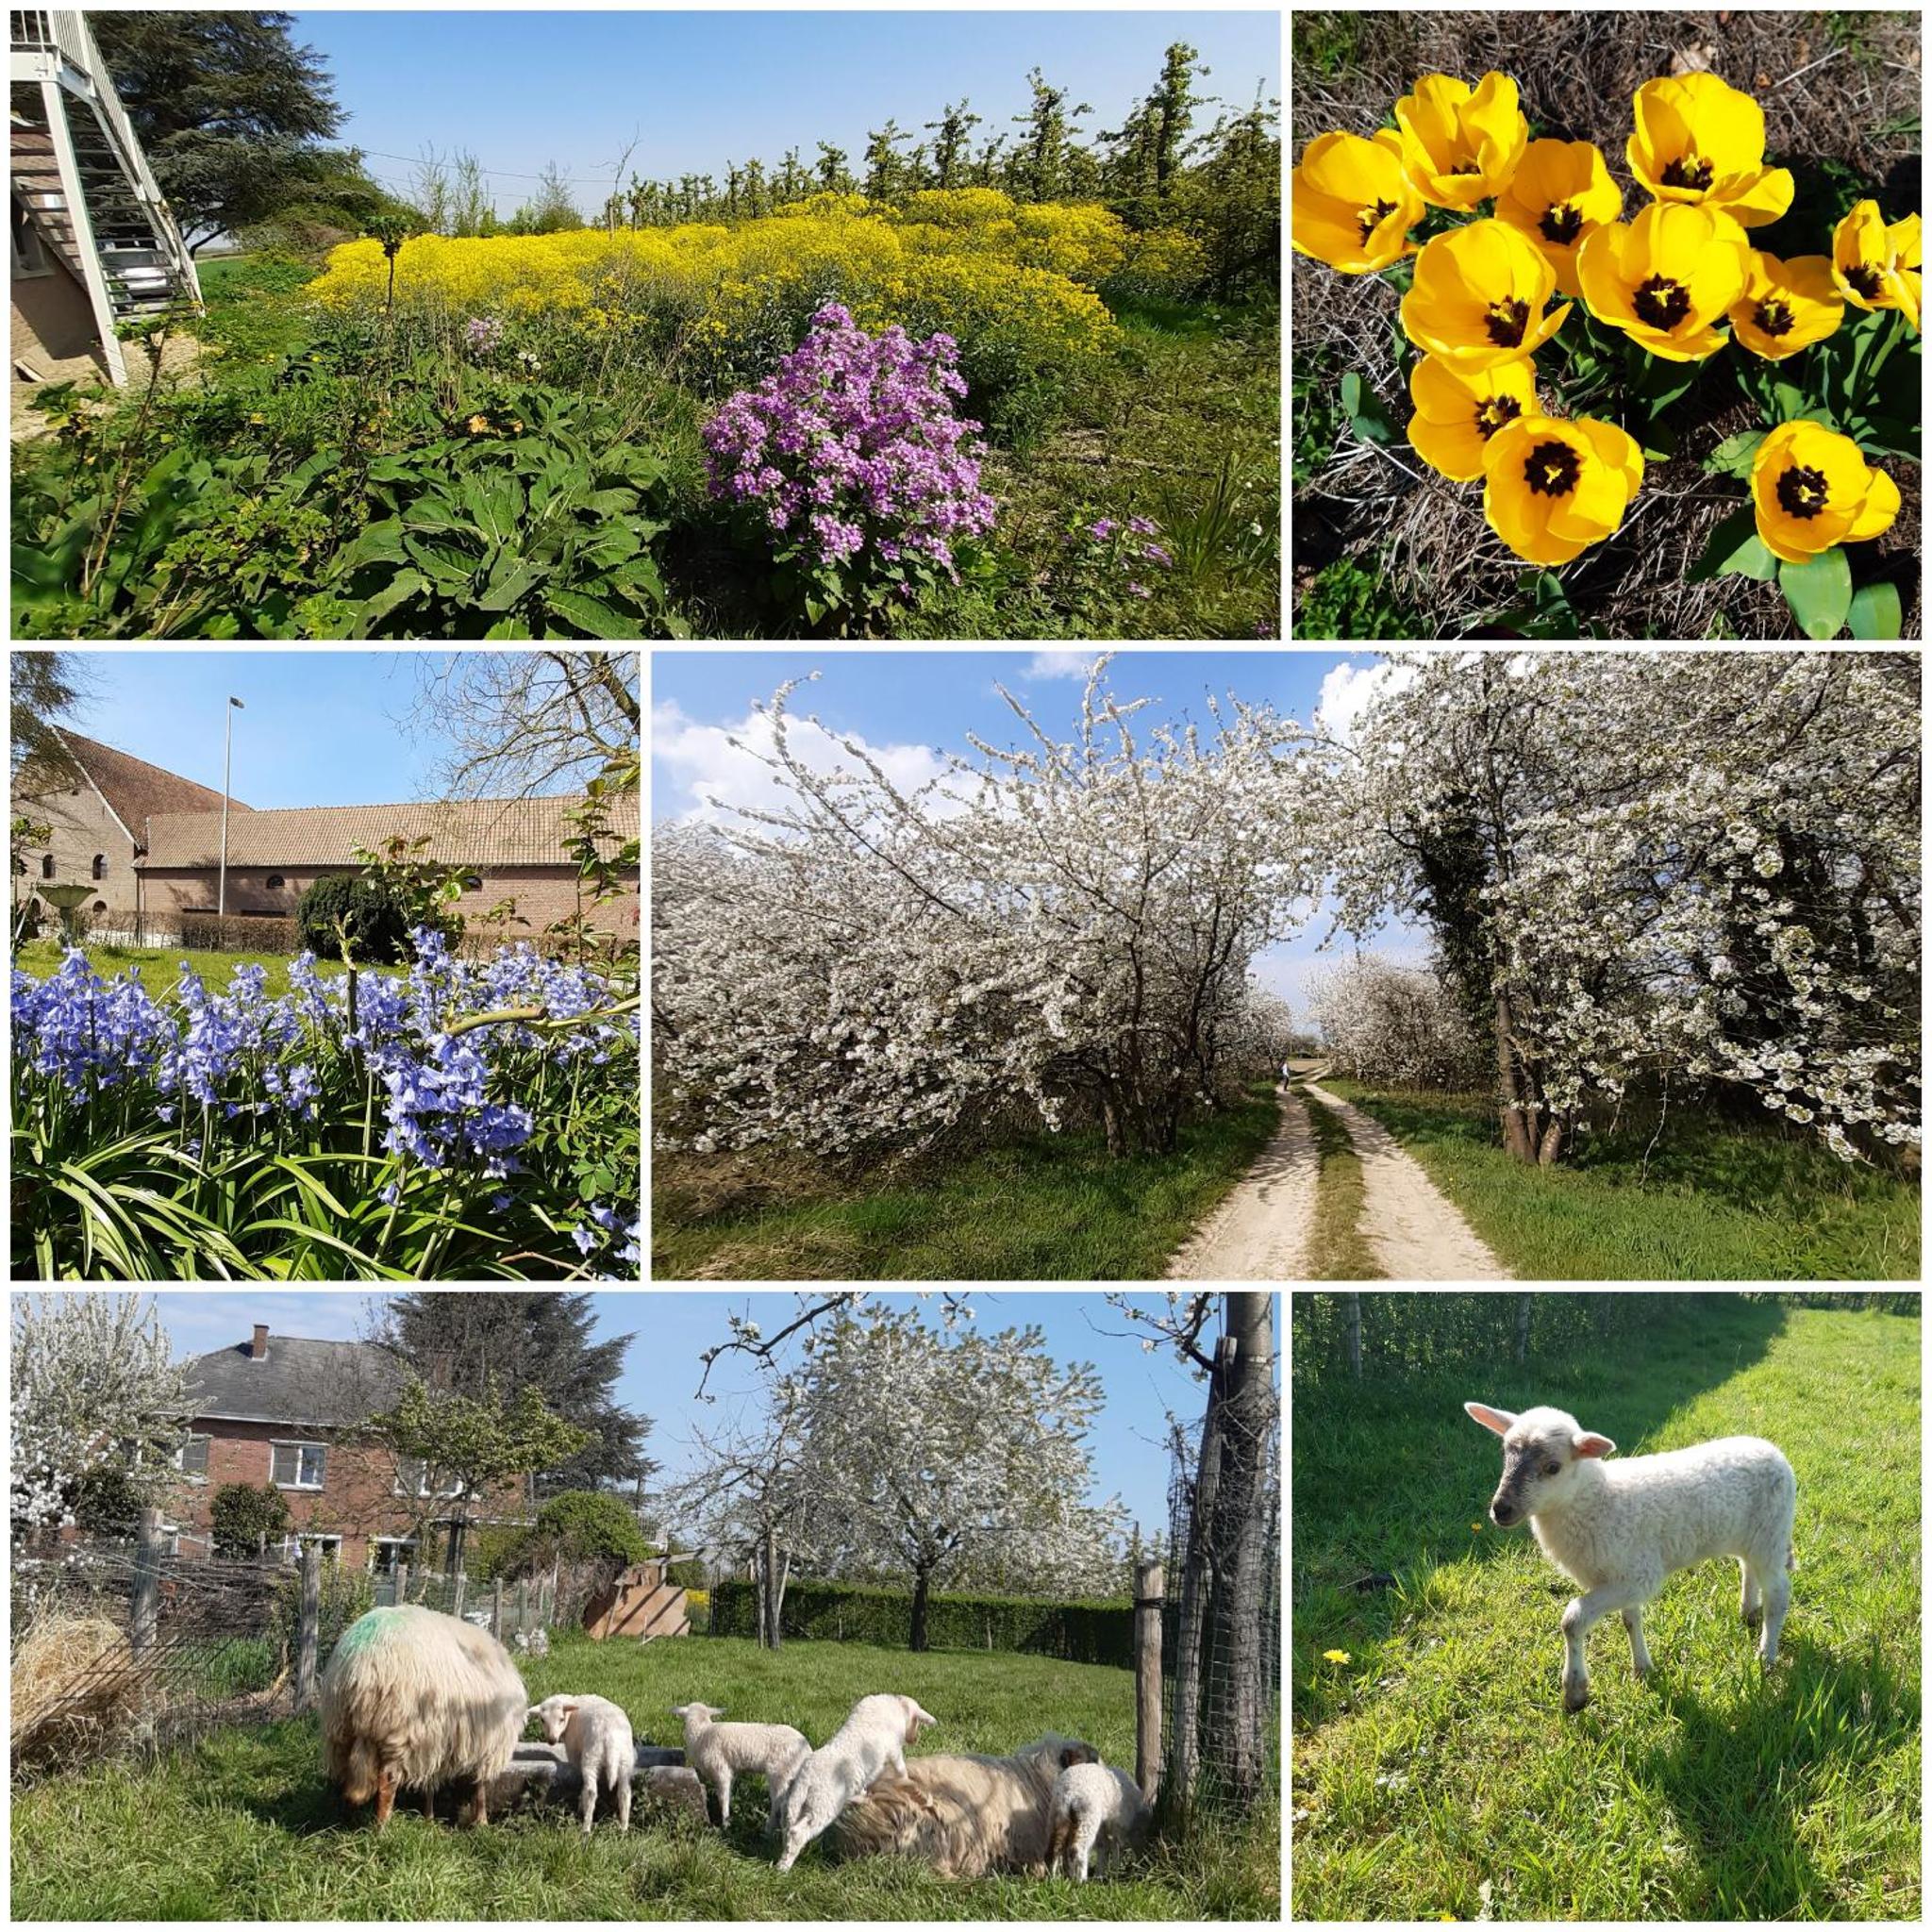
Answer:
[464,315,504,353]
[1127,515,1159,537]
[1088,518,1119,542]
[1125,580,1152,599]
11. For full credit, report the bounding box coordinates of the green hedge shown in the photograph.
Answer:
[708,1578,1133,1667]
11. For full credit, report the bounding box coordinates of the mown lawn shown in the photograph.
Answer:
[653,1089,1281,1280]
[1291,1298,1922,1921]
[1324,1080,1920,1281]
[11,1632,1276,1921]
[12,941,404,1000]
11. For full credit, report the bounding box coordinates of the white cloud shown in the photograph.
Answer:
[1020,651,1104,682]
[652,698,953,825]
[1313,658,1419,747]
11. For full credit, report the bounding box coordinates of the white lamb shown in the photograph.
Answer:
[671,1701,812,1831]
[528,1693,636,1836]
[1046,1759,1150,1882]
[774,1692,937,1873]
[1465,1401,1797,1712]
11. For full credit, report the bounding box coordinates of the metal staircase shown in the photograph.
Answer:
[10,8,200,384]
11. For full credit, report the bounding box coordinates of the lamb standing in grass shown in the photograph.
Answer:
[528,1693,636,1836]
[671,1702,811,1832]
[774,1692,936,1873]
[1465,1401,1796,1712]
[1046,1757,1150,1882]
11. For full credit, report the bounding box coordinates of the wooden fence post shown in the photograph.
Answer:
[395,1560,409,1607]
[1135,1558,1164,1804]
[130,1507,163,1655]
[492,1578,505,1641]
[517,1577,529,1637]
[294,1541,322,1712]
[453,1569,468,1621]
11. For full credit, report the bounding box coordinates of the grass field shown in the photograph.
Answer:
[11,941,406,1000]
[653,1089,1280,1279]
[1323,1081,1920,1281]
[10,1632,1276,1921]
[1291,1297,1922,1921]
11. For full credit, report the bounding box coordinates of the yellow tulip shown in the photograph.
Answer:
[1291,130,1425,274]
[1575,202,1750,360]
[1407,356,1538,481]
[1626,74,1793,227]
[1728,252,1843,359]
[1482,413,1643,566]
[1831,202,1922,332]
[1401,220,1573,372]
[1496,141,1624,298]
[1394,73,1529,210]
[1750,421,1900,564]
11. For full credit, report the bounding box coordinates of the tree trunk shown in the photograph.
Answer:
[1344,1293,1362,1379]
[1493,989,1538,1164]
[909,1565,932,1653]
[1514,1293,1531,1364]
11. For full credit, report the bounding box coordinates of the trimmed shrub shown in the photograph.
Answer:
[707,1577,1134,1666]
[296,874,414,965]
[533,1490,649,1565]
[209,1481,291,1557]
[177,913,302,955]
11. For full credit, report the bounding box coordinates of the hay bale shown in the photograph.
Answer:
[9,1612,156,1773]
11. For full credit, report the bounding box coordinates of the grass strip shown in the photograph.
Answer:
[1297,1088,1381,1280]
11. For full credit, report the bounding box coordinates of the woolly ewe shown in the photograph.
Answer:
[1046,1757,1150,1881]
[1466,1401,1797,1711]
[670,1702,811,1831]
[774,1692,936,1872]
[318,1605,527,1828]
[529,1693,636,1835]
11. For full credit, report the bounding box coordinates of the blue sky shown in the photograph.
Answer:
[98,1290,1248,1539]
[651,649,1429,1014]
[37,651,524,810]
[290,10,1281,216]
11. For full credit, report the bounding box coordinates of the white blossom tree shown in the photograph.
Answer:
[10,1294,192,1535]
[1314,652,1920,1164]
[1307,953,1484,1089]
[654,661,1315,1160]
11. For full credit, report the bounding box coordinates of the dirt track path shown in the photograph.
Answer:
[1166,1087,1318,1281]
[1303,1082,1510,1281]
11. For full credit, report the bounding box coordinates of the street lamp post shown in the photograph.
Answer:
[218,695,244,924]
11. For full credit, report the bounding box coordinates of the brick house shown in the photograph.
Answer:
[171,1324,533,1572]
[13,728,640,947]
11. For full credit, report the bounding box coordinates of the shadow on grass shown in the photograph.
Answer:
[1641,1626,1913,1916]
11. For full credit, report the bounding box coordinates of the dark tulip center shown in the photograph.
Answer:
[1661,153,1714,192]
[1776,464,1830,519]
[1475,394,1524,439]
[1484,297,1530,346]
[1540,202,1585,246]
[1754,298,1794,338]
[1357,198,1399,243]
[1524,440,1581,497]
[1632,275,1692,328]
[1450,159,1484,176]
[1843,263,1886,299]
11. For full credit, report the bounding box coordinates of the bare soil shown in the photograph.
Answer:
[1166,1086,1319,1280]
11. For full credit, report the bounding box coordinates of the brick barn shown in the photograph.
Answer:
[12,729,640,947]
[170,1323,532,1572]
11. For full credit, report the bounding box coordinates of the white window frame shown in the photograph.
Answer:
[175,1432,211,1482]
[270,1439,327,1491]
[281,1531,342,1563]
[393,1455,466,1500]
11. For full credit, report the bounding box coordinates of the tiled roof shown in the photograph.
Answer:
[33,730,250,839]
[139,792,640,870]
[181,1334,408,1427]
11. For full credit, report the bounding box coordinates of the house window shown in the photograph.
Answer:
[11,197,50,278]
[394,1456,464,1499]
[175,1434,210,1481]
[282,1532,342,1563]
[462,873,483,891]
[92,854,107,879]
[40,855,54,879]
[266,874,285,891]
[371,1536,416,1575]
[270,1440,326,1490]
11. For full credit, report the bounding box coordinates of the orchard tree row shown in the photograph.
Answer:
[653,654,1919,1173]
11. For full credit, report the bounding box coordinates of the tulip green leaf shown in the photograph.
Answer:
[1778,546,1854,640]
[1704,430,1767,479]
[1341,370,1397,445]
[1688,506,1778,583]
[1845,578,1903,641]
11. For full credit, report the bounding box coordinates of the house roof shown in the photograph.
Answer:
[25,730,250,843]
[181,1334,408,1427]
[140,792,641,870]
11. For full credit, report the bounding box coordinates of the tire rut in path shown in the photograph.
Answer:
[1165,1086,1318,1281]
[1302,1081,1510,1281]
